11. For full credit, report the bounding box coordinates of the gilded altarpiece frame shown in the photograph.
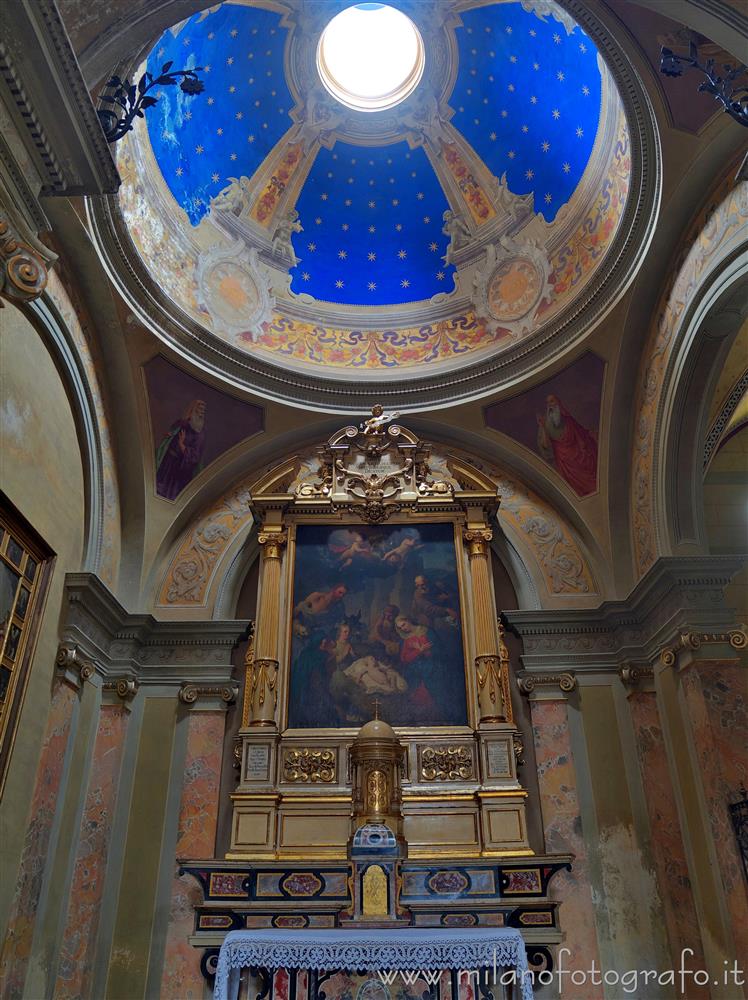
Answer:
[230,410,530,861]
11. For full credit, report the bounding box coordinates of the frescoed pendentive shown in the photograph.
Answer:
[144,355,263,500]
[287,523,468,729]
[484,351,604,496]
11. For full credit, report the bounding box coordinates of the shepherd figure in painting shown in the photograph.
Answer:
[536,393,598,496]
[155,399,207,499]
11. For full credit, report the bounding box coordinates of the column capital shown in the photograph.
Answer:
[618,663,654,689]
[0,209,51,305]
[56,642,95,690]
[463,528,493,557]
[257,530,288,560]
[517,671,577,698]
[178,683,238,710]
[102,677,139,706]
[660,626,746,669]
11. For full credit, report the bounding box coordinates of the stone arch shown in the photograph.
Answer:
[26,271,121,587]
[630,165,747,578]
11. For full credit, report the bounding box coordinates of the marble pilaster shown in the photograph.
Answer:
[160,710,226,999]
[0,680,77,999]
[54,703,130,999]
[627,690,708,998]
[529,696,600,998]
[679,658,748,968]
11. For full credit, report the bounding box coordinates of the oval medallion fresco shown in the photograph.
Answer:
[106,0,645,398]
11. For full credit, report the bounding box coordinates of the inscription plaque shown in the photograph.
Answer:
[245,744,270,782]
[486,740,511,777]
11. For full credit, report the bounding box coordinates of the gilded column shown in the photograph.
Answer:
[248,529,287,727]
[463,527,504,722]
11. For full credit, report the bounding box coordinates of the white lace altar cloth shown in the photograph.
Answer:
[213,927,533,1000]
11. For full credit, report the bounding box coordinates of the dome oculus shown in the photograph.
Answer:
[317,3,425,112]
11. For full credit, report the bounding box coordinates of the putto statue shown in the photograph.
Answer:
[360,403,400,435]
[271,209,303,262]
[442,209,471,263]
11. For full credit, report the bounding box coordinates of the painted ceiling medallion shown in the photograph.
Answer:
[317,4,425,113]
[99,0,657,404]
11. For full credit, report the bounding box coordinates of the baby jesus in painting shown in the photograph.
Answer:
[344,655,407,696]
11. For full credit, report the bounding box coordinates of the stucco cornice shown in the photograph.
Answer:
[61,572,249,688]
[505,554,746,671]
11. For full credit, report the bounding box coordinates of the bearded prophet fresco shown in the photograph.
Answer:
[287,524,468,728]
[484,351,603,497]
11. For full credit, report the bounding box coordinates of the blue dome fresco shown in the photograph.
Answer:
[118,0,633,385]
[142,0,605,305]
[146,5,293,226]
[289,141,455,305]
[450,4,600,222]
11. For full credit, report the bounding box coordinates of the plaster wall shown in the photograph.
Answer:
[0,304,85,942]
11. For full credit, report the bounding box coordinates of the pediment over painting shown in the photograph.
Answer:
[249,407,500,524]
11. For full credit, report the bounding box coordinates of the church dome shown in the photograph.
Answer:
[96,0,658,409]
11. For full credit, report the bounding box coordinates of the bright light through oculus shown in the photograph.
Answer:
[317,3,425,112]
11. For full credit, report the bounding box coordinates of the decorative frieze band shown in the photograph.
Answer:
[516,671,577,696]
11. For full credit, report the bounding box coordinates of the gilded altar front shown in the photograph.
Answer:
[230,408,529,862]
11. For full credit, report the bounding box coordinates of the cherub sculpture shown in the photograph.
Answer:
[271,209,303,261]
[361,404,400,435]
[442,209,471,263]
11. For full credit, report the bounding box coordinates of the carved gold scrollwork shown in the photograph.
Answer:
[497,620,515,725]
[476,654,505,721]
[421,745,474,781]
[241,624,256,727]
[247,658,278,726]
[0,212,48,305]
[283,748,336,783]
